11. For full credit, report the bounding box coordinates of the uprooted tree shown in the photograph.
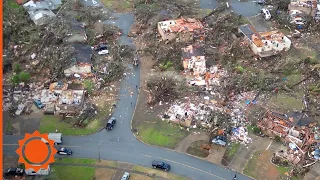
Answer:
[146,74,185,105]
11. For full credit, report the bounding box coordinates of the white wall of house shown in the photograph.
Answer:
[157,21,177,41]
[25,166,50,175]
[64,65,91,77]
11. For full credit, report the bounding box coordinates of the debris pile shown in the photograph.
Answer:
[231,126,252,144]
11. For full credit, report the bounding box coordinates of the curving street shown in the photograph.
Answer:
[3,1,256,179]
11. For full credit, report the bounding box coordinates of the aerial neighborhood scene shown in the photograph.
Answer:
[2,0,320,179]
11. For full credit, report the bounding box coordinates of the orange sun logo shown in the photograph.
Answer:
[16,130,57,172]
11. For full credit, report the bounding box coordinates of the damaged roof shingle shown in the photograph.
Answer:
[182,45,205,59]
[69,43,92,65]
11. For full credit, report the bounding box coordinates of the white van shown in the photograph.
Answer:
[41,133,62,145]
[261,8,271,20]
[25,165,50,176]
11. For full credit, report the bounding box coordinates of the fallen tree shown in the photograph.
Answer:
[146,73,185,105]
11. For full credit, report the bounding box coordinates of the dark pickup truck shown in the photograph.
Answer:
[152,160,170,171]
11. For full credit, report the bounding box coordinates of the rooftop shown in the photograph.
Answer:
[158,17,203,33]
[70,43,92,65]
[239,25,288,47]
[181,45,205,59]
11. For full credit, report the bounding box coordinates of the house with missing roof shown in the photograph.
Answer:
[64,44,93,77]
[157,17,204,42]
[23,0,62,25]
[181,45,206,76]
[238,25,291,57]
[257,111,317,151]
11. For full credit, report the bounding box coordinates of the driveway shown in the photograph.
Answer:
[3,1,253,180]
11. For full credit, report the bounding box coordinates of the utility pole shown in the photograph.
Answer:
[98,141,102,162]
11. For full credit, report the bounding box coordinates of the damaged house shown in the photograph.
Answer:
[157,17,204,42]
[64,44,93,77]
[182,45,206,76]
[258,111,317,152]
[239,25,291,57]
[38,82,85,115]
[23,0,62,25]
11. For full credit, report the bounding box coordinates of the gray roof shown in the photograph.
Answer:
[239,25,254,40]
[72,44,92,64]
[182,46,205,59]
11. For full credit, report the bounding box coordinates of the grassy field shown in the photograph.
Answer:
[39,102,111,135]
[243,150,298,180]
[137,120,189,149]
[52,166,95,180]
[55,157,96,165]
[100,0,133,12]
[268,91,304,112]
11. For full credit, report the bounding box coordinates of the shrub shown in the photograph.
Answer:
[274,135,281,142]
[84,80,94,94]
[13,64,22,73]
[11,74,20,85]
[253,126,261,135]
[18,71,30,82]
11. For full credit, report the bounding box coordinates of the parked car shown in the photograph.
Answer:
[212,135,227,146]
[256,0,266,4]
[261,8,271,20]
[121,172,130,180]
[4,167,24,176]
[152,160,170,171]
[106,117,116,130]
[57,147,72,155]
[95,44,109,55]
[34,99,44,109]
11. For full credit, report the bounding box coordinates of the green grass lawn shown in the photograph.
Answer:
[137,120,189,149]
[39,103,111,135]
[99,0,133,12]
[54,157,96,165]
[52,166,95,180]
[268,91,304,112]
[39,115,102,135]
[226,143,240,160]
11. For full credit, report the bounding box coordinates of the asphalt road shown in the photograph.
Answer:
[3,1,254,180]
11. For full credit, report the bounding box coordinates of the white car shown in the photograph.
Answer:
[290,17,306,25]
[121,172,130,180]
[261,8,271,20]
[95,44,109,55]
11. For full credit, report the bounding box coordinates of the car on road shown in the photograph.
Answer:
[261,8,271,20]
[152,160,170,171]
[121,172,130,180]
[57,147,72,155]
[4,167,24,176]
[34,99,44,109]
[106,117,116,131]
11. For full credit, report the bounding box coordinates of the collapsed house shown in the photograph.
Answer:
[23,0,62,25]
[258,111,318,152]
[64,44,93,77]
[239,25,291,58]
[36,82,85,115]
[157,17,204,42]
[182,45,206,76]
[64,18,88,44]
